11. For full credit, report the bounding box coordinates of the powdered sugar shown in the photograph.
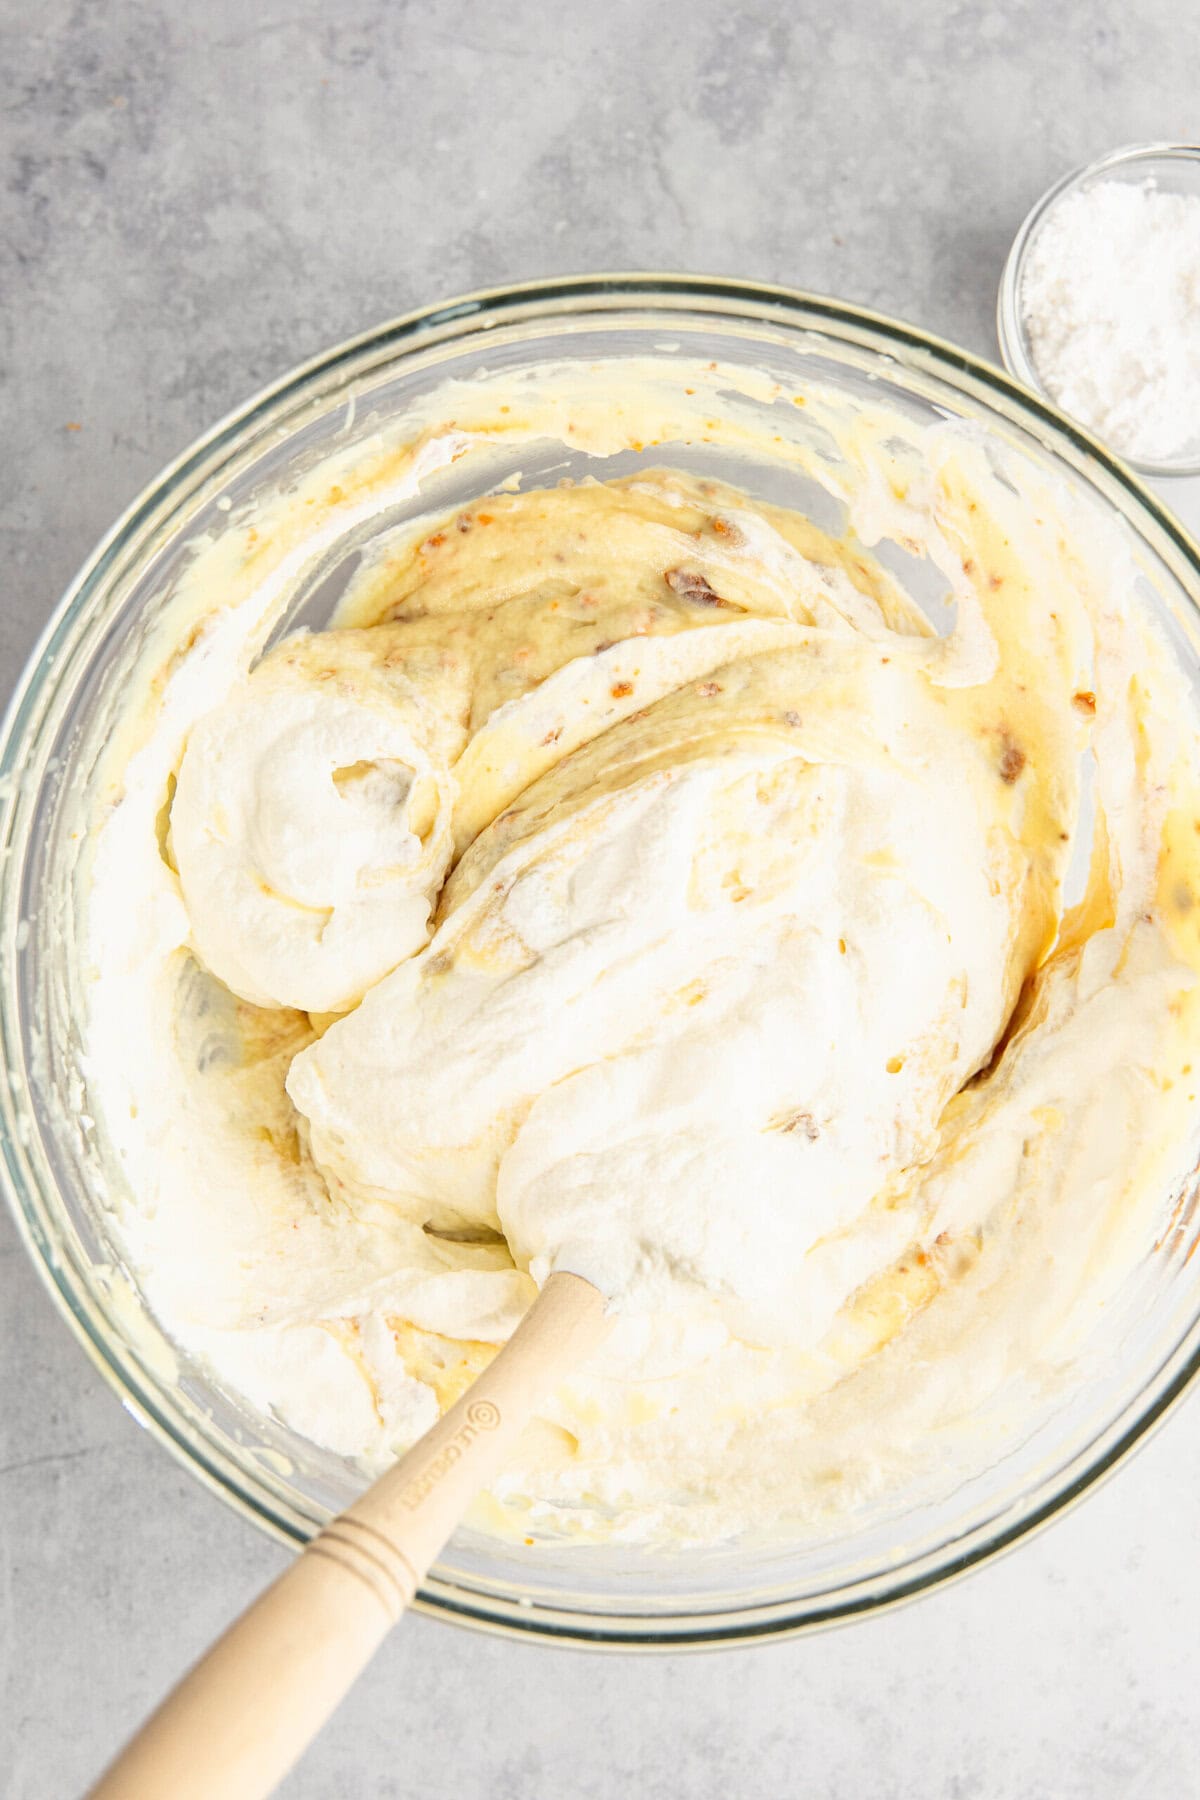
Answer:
[1020,178,1200,463]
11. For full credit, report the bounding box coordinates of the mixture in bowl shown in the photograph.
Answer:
[80,360,1200,1545]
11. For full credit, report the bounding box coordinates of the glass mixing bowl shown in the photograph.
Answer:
[4,276,1200,1649]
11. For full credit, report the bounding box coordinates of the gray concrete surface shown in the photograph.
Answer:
[3,3,1200,1795]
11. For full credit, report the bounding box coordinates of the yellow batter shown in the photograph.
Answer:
[79,359,1200,1545]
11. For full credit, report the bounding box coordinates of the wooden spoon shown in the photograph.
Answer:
[86,1271,607,1800]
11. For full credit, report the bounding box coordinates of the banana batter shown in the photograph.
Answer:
[80,360,1200,1544]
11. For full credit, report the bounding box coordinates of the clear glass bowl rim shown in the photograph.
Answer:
[4,271,1200,1651]
[996,141,1200,479]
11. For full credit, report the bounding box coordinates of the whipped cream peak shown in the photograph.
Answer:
[171,630,469,1012]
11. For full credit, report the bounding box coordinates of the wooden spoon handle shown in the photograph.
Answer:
[87,1272,607,1800]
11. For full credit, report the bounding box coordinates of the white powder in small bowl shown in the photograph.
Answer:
[1020,178,1200,464]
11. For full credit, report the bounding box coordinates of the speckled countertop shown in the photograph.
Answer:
[3,3,1199,1795]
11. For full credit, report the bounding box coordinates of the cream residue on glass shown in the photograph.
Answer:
[79,359,1200,1545]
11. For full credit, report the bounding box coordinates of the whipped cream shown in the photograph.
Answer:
[290,632,1029,1339]
[76,358,1200,1545]
[172,630,468,1012]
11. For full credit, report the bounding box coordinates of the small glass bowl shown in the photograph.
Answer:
[997,142,1200,479]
